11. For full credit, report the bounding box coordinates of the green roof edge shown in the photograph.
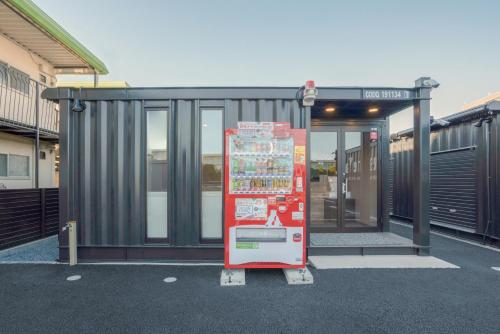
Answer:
[5,0,109,74]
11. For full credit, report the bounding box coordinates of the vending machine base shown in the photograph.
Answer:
[283,267,314,285]
[220,269,246,286]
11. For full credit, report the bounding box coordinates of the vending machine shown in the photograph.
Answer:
[224,122,307,269]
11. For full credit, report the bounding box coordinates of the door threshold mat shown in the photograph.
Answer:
[309,255,459,269]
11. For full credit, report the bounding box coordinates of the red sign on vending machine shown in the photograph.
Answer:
[224,122,307,269]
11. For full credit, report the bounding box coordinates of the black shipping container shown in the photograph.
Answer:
[390,101,500,240]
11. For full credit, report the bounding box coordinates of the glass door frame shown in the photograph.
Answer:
[310,124,383,233]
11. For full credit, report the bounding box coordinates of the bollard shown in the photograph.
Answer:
[68,220,77,266]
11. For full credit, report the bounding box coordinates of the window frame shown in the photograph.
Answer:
[0,62,8,87]
[144,107,173,244]
[8,67,30,95]
[199,107,225,243]
[0,153,31,179]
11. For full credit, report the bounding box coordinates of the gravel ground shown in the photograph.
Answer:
[0,235,58,262]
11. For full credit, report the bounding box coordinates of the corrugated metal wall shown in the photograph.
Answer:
[390,115,499,239]
[59,98,304,248]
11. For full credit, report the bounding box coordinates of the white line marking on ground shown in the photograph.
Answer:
[0,261,223,266]
[309,255,460,269]
[0,261,60,265]
[66,275,81,281]
[79,262,224,266]
[391,221,500,253]
[492,267,500,272]
[163,277,177,283]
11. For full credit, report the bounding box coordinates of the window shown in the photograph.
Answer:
[201,109,223,239]
[9,154,30,177]
[146,109,169,239]
[9,67,30,94]
[40,151,46,160]
[0,62,7,87]
[0,154,30,178]
[0,154,7,177]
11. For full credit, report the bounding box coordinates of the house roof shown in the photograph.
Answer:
[461,91,500,111]
[0,0,108,74]
[56,80,130,88]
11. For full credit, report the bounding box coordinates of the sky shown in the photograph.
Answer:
[34,0,500,133]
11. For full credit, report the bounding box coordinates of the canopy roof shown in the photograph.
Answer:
[0,0,108,74]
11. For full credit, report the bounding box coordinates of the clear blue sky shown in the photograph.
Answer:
[35,0,500,132]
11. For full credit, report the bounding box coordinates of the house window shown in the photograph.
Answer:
[9,67,30,94]
[0,62,7,87]
[40,151,46,160]
[201,109,223,239]
[8,154,30,177]
[0,154,30,178]
[0,154,7,177]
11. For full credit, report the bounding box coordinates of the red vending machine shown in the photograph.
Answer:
[224,122,307,269]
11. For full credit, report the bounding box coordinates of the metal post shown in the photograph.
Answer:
[40,188,46,237]
[68,220,77,266]
[413,78,432,255]
[35,81,40,188]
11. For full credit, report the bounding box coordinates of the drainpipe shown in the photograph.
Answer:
[479,109,493,243]
[93,69,99,88]
[35,81,40,189]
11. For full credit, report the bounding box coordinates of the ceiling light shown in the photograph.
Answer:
[368,107,379,113]
[325,107,335,112]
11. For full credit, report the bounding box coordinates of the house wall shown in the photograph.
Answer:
[0,32,58,190]
[0,132,57,189]
[0,33,57,85]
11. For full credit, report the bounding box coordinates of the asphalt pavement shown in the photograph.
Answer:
[0,223,499,334]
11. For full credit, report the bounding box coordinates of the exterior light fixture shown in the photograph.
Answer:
[368,107,379,113]
[324,106,335,112]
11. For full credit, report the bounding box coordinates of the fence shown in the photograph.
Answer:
[0,188,58,250]
[0,66,59,134]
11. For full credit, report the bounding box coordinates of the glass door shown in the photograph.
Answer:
[310,129,340,231]
[342,129,379,231]
[310,126,380,232]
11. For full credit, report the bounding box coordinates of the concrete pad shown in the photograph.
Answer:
[220,269,245,286]
[492,267,500,272]
[309,255,459,269]
[283,267,313,285]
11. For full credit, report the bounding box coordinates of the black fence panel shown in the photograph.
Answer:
[0,188,58,250]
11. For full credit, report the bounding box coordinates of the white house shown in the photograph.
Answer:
[0,0,107,189]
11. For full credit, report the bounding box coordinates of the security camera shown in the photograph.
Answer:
[422,78,440,88]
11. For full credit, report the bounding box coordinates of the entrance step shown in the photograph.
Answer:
[308,245,419,256]
[309,232,420,256]
[308,255,459,269]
